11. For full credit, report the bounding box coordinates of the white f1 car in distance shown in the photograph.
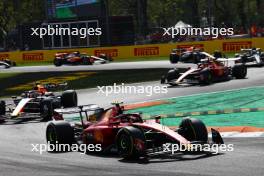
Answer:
[0,59,16,69]
[235,48,264,67]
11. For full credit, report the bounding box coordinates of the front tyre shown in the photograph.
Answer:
[232,64,247,79]
[178,117,208,143]
[0,100,6,115]
[116,127,145,159]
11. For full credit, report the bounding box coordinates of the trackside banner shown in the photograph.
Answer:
[1,38,264,63]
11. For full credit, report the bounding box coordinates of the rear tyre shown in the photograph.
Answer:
[178,117,208,143]
[170,53,179,64]
[213,51,222,59]
[82,57,92,65]
[232,64,247,79]
[54,59,62,67]
[116,127,145,159]
[40,99,53,121]
[0,101,6,115]
[46,121,74,152]
[100,54,113,62]
[11,61,17,67]
[199,69,213,85]
[61,90,78,108]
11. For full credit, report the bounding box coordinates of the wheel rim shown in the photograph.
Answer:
[118,134,133,156]
[42,104,49,117]
[47,126,57,143]
[208,73,212,82]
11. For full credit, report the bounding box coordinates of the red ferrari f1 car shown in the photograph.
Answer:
[46,102,224,159]
[162,54,247,86]
[0,82,77,121]
[54,51,113,66]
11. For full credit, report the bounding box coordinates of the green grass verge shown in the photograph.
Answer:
[0,68,169,97]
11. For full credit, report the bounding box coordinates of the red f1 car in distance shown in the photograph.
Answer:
[46,102,224,159]
[0,82,77,121]
[54,51,113,66]
[162,54,247,86]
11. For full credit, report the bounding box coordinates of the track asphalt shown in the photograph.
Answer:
[1,61,264,176]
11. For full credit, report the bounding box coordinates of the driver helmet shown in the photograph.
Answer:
[111,101,124,116]
[73,51,80,56]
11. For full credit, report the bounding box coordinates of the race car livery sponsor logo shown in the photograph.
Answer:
[223,41,252,52]
[177,44,204,50]
[134,47,159,56]
[94,49,118,57]
[0,54,9,60]
[23,53,44,61]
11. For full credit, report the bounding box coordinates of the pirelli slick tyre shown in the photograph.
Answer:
[82,57,93,65]
[54,59,62,67]
[116,127,145,159]
[232,64,247,79]
[40,99,53,121]
[178,117,208,143]
[46,121,74,152]
[61,90,78,108]
[199,69,213,85]
[0,100,6,115]
[170,53,179,64]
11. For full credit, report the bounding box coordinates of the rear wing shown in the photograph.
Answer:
[241,48,260,51]
[54,104,101,114]
[172,48,186,52]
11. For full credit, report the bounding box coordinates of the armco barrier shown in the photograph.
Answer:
[0,38,263,63]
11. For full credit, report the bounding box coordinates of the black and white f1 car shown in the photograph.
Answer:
[0,82,78,121]
[235,48,264,67]
[169,47,225,64]
[162,53,247,86]
[0,59,16,69]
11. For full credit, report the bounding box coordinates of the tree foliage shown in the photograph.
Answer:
[0,0,263,41]
[0,0,45,41]
[109,0,264,33]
